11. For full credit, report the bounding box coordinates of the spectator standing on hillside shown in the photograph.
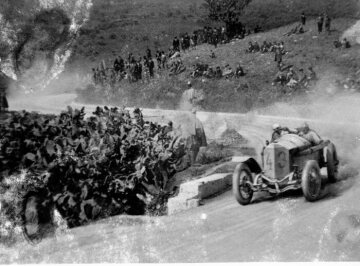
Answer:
[156,50,161,69]
[274,43,283,69]
[317,15,324,34]
[148,58,155,78]
[301,12,306,26]
[173,37,180,52]
[113,56,124,73]
[184,33,191,50]
[135,60,142,81]
[189,109,207,165]
[92,68,98,84]
[183,81,205,109]
[325,15,332,35]
[161,51,167,69]
[0,88,8,113]
[146,48,152,59]
[191,32,198,48]
[0,72,10,113]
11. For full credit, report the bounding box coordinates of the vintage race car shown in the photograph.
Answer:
[232,133,338,205]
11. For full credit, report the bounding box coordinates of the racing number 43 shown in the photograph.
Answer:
[266,151,286,171]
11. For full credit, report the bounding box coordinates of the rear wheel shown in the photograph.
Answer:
[22,191,55,243]
[326,144,338,183]
[302,160,322,202]
[233,163,254,205]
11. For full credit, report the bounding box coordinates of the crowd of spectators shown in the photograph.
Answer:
[272,65,317,91]
[91,49,158,87]
[246,40,286,54]
[190,62,245,79]
[89,23,260,88]
[89,11,354,98]
[334,38,351,49]
[90,20,266,86]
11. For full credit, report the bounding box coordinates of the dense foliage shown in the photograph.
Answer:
[0,107,190,229]
[204,0,252,23]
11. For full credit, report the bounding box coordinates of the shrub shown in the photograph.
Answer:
[0,107,190,231]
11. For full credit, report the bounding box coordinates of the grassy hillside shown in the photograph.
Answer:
[67,0,360,113]
[179,18,360,112]
[68,0,359,71]
[77,18,360,113]
[68,0,208,72]
[240,0,359,30]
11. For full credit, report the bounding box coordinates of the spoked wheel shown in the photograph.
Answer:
[233,163,254,205]
[302,160,322,202]
[22,191,55,244]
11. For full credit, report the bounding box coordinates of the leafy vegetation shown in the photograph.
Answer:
[0,106,191,232]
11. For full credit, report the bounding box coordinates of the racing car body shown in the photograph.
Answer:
[232,133,338,205]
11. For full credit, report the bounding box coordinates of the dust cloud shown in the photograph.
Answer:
[248,68,360,250]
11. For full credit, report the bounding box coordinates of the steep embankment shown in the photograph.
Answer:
[68,0,359,73]
[179,18,360,111]
[74,17,360,113]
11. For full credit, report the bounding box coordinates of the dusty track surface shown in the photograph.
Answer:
[3,93,360,263]
[2,184,360,263]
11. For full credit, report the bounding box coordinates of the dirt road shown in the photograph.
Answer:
[3,93,360,263]
[2,180,360,263]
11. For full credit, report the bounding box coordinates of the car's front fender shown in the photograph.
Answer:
[232,156,262,174]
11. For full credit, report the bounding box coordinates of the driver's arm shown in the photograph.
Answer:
[281,127,298,134]
[310,130,322,145]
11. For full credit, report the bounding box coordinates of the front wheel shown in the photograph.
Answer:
[233,163,254,205]
[301,160,322,202]
[22,190,55,243]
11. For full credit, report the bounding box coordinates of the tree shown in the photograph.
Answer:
[204,0,253,23]
[204,0,253,38]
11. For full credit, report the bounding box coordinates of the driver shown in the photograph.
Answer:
[271,123,296,142]
[298,122,322,145]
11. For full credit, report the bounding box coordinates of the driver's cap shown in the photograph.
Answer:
[272,123,281,130]
[302,122,309,130]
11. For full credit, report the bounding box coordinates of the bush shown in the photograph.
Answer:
[0,106,189,231]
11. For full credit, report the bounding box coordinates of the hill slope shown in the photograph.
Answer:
[67,0,359,73]
[76,17,360,113]
[68,0,207,72]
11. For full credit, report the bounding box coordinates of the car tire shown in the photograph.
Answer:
[22,190,55,243]
[326,144,338,183]
[301,160,322,202]
[233,163,254,205]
